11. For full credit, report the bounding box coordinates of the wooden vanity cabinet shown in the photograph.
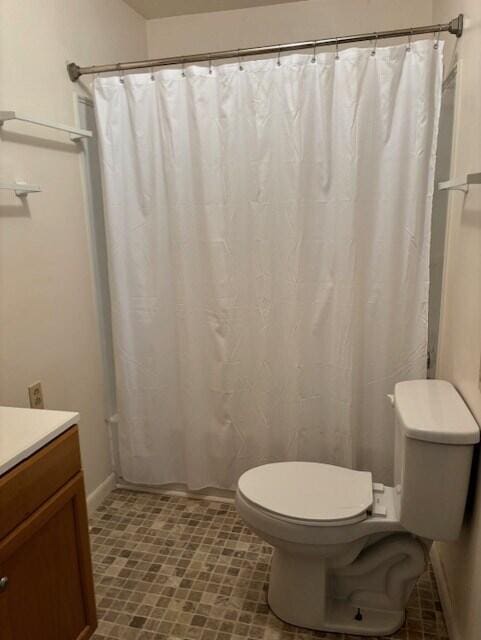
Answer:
[0,426,97,640]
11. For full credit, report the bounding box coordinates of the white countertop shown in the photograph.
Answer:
[0,406,79,476]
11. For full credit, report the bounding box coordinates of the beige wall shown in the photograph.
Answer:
[433,3,481,640]
[0,0,147,496]
[147,0,433,58]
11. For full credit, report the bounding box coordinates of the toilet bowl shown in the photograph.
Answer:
[236,380,480,636]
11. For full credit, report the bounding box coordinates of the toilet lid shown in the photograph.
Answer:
[238,462,373,524]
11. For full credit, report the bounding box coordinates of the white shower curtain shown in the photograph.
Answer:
[95,41,442,489]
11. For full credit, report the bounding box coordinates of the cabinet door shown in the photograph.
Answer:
[0,473,97,640]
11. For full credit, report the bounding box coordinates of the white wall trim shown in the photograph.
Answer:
[436,58,464,375]
[430,544,459,640]
[115,480,235,504]
[87,472,116,515]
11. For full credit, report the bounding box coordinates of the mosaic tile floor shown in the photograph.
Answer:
[90,490,448,640]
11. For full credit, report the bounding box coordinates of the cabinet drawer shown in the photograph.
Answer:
[0,426,81,539]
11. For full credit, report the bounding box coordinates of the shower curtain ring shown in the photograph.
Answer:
[182,59,186,77]
[117,63,125,83]
[209,57,213,75]
[371,34,378,56]
[277,46,281,67]
[335,38,340,60]
[238,49,244,71]
[406,29,413,52]
[434,26,441,49]
[150,65,155,81]
[311,41,317,63]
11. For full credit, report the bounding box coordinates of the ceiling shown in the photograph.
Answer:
[124,0,305,20]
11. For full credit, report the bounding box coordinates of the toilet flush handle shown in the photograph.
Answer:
[386,393,394,406]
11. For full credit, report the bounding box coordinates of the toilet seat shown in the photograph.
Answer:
[238,462,373,526]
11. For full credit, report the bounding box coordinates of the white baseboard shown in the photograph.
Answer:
[87,472,116,515]
[115,480,235,504]
[430,544,459,640]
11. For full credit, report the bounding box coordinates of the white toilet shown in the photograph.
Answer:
[236,380,480,636]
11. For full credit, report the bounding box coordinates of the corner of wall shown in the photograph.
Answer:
[87,472,116,515]
[430,544,461,640]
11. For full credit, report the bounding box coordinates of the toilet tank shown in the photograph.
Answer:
[393,380,479,541]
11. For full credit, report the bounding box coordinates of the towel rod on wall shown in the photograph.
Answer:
[67,14,463,82]
[0,110,92,141]
[0,182,42,197]
[438,172,481,193]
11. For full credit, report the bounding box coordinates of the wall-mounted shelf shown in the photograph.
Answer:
[0,182,42,197]
[0,110,92,141]
[438,172,481,193]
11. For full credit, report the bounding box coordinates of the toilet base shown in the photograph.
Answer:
[267,533,427,636]
[268,592,405,637]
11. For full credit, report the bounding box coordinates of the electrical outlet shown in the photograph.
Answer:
[28,381,44,409]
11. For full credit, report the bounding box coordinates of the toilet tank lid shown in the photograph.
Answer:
[394,380,480,445]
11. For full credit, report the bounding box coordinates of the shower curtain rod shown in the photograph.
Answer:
[67,14,463,82]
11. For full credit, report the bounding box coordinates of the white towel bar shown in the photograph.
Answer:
[0,182,42,197]
[438,172,481,193]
